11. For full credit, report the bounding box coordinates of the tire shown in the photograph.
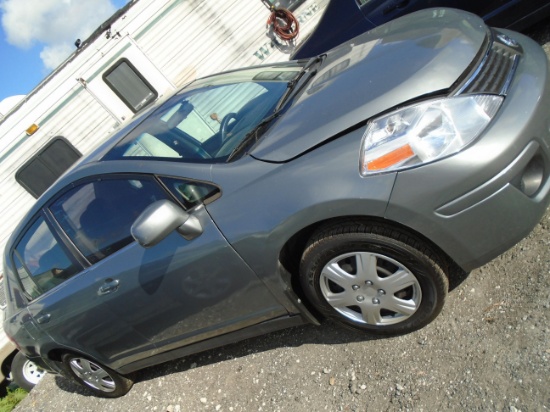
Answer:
[299,221,449,336]
[10,352,46,392]
[61,353,133,398]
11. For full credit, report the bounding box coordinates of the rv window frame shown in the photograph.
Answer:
[103,58,158,113]
[15,137,82,199]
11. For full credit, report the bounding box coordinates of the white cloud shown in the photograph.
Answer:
[40,43,75,70]
[0,0,120,69]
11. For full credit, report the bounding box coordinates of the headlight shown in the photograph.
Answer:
[360,95,503,175]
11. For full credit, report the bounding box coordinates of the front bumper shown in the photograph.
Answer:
[385,30,550,272]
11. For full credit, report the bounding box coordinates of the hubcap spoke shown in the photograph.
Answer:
[70,359,87,375]
[322,262,356,288]
[325,292,357,308]
[383,295,418,317]
[97,378,116,390]
[361,304,382,325]
[91,368,112,382]
[354,252,379,282]
[320,251,422,326]
[379,269,417,294]
[70,358,116,392]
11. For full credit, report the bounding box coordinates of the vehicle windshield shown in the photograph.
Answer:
[104,64,302,163]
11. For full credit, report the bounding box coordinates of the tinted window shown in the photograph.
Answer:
[104,59,158,112]
[13,216,82,299]
[160,177,220,209]
[15,137,81,198]
[49,177,168,263]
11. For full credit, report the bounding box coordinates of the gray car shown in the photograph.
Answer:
[3,9,550,398]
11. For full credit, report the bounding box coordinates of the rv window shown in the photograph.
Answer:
[104,59,158,112]
[16,137,81,198]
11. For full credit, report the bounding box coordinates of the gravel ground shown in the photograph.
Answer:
[14,20,550,412]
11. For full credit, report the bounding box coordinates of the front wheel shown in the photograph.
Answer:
[10,351,46,391]
[299,222,449,336]
[62,353,133,398]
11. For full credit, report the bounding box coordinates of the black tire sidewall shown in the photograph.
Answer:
[300,231,447,335]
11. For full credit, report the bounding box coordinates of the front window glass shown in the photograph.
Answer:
[14,217,81,299]
[105,65,301,163]
[160,177,220,209]
[49,177,168,263]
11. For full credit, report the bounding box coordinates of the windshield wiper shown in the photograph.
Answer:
[226,112,281,162]
[228,55,325,162]
[275,54,325,111]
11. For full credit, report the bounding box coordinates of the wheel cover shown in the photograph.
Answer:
[22,359,46,385]
[320,251,422,326]
[69,358,116,393]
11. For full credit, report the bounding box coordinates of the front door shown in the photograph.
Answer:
[43,174,285,366]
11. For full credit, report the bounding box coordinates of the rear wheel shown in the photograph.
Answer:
[62,353,133,398]
[300,222,448,335]
[10,352,46,392]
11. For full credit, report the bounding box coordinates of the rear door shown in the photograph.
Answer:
[12,214,149,365]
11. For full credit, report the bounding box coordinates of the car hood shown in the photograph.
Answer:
[251,8,487,162]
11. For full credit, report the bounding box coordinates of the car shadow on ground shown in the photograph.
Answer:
[135,321,377,382]
[51,267,473,397]
[51,320,382,397]
[136,269,473,385]
[52,375,93,397]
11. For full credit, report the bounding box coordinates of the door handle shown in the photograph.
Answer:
[98,279,120,296]
[35,313,51,324]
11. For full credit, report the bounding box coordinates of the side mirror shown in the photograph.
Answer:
[131,200,203,247]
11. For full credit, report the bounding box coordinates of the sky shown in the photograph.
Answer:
[0,0,130,106]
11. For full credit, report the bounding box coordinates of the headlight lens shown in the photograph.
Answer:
[360,95,503,175]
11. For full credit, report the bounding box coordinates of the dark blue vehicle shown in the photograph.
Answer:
[293,0,550,59]
[264,0,306,12]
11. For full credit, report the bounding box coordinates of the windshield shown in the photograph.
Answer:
[104,65,301,163]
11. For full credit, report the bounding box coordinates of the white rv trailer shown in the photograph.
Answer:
[0,0,329,269]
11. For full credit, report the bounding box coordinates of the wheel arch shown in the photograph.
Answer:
[45,347,112,377]
[278,215,463,303]
[47,348,68,364]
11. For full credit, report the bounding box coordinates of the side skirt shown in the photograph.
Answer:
[118,315,308,375]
